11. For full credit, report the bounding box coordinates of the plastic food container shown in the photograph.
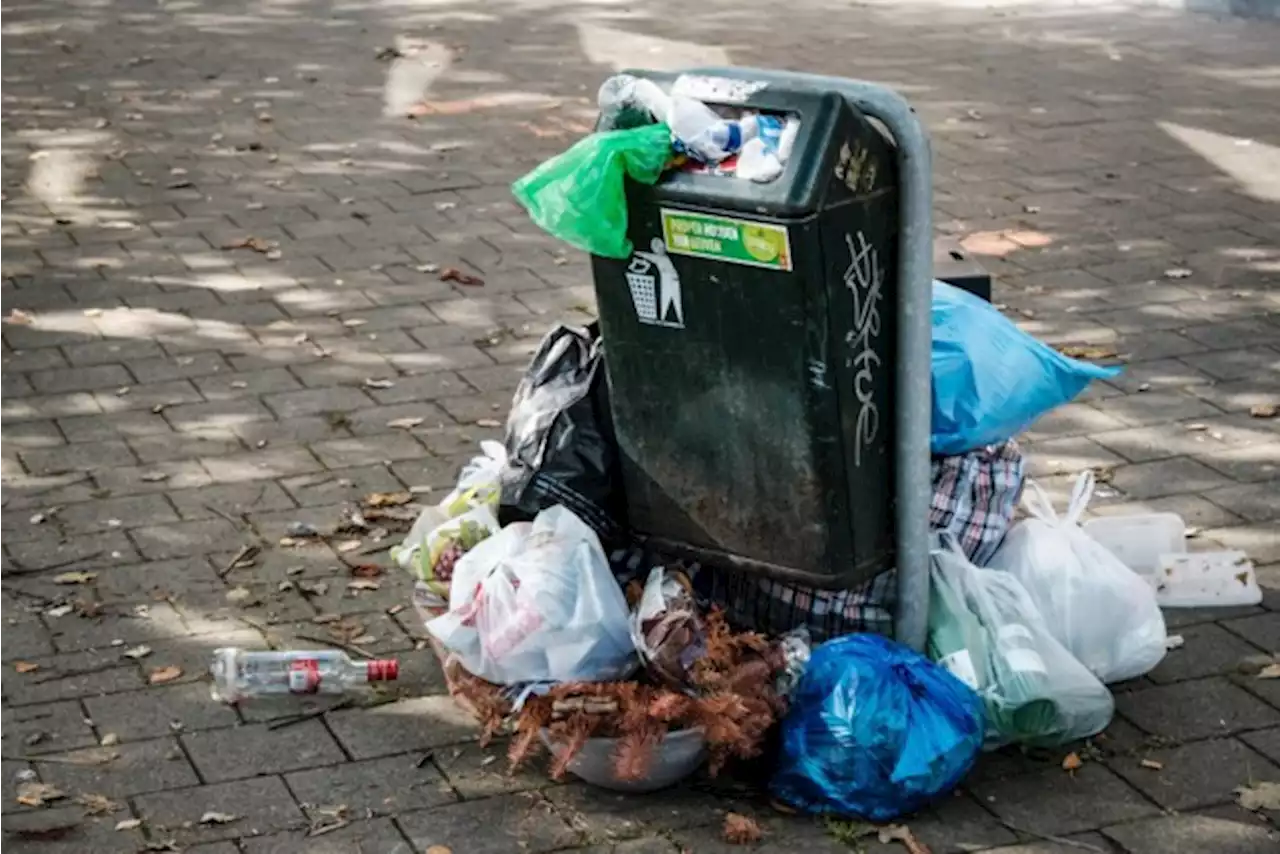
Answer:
[1154,551,1263,608]
[1082,513,1185,576]
[539,727,706,792]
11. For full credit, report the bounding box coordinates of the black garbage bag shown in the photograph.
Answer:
[498,323,626,543]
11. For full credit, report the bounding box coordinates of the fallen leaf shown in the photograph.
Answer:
[347,579,381,591]
[1250,403,1278,419]
[1257,663,1280,679]
[6,308,35,325]
[1236,781,1280,811]
[53,571,98,585]
[722,812,765,845]
[1185,423,1209,432]
[415,263,440,273]
[364,491,412,508]
[116,818,143,831]
[44,747,121,766]
[877,824,930,854]
[1163,267,1193,280]
[336,539,363,553]
[298,580,330,597]
[221,236,274,254]
[198,811,241,825]
[386,417,424,430]
[475,418,502,428]
[15,661,40,673]
[363,377,395,389]
[425,847,454,854]
[1062,752,1083,772]
[439,267,484,287]
[225,586,255,605]
[46,604,74,618]
[16,781,66,807]
[1058,344,1117,360]
[148,666,183,685]
[100,733,121,747]
[76,792,123,814]
[350,563,384,579]
[1140,758,1164,771]
[286,520,321,538]
[139,471,169,482]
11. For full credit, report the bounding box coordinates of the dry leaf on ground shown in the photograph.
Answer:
[363,377,395,389]
[1257,663,1280,679]
[123,645,152,660]
[16,782,66,807]
[14,661,40,673]
[1236,781,1280,811]
[425,847,453,854]
[475,418,502,428]
[148,666,183,685]
[115,818,143,831]
[1062,752,1083,772]
[439,267,484,287]
[350,563,384,578]
[347,579,381,592]
[221,236,274,253]
[225,587,255,605]
[878,824,931,854]
[386,417,424,430]
[6,308,35,325]
[1140,758,1165,771]
[336,539,363,553]
[198,811,240,825]
[76,792,123,814]
[1058,345,1118,360]
[52,571,97,585]
[1250,403,1278,419]
[364,491,412,507]
[1163,267,1192,279]
[722,812,765,845]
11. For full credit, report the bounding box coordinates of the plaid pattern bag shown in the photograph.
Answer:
[682,440,1025,643]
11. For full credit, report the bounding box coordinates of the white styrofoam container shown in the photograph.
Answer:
[1153,551,1263,608]
[1082,513,1186,576]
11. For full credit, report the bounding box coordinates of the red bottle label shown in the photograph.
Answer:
[288,659,321,693]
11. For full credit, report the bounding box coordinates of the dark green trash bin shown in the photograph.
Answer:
[590,81,900,590]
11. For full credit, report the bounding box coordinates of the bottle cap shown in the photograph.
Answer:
[366,659,399,681]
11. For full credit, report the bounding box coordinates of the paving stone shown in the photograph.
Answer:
[397,792,581,854]
[134,777,307,844]
[194,368,303,400]
[55,493,179,534]
[1200,524,1280,565]
[57,409,173,443]
[968,763,1158,837]
[240,817,414,854]
[1116,677,1280,742]
[1204,481,1280,523]
[1239,727,1280,765]
[1109,456,1236,500]
[279,464,405,507]
[263,386,375,419]
[3,419,67,450]
[48,599,191,652]
[130,517,244,559]
[83,682,241,741]
[307,432,427,468]
[975,834,1124,854]
[1,390,101,422]
[5,530,139,572]
[285,754,456,817]
[1221,612,1280,653]
[326,695,479,759]
[668,813,859,854]
[96,459,215,496]
[2,647,145,707]
[162,397,276,432]
[29,363,134,395]
[1100,390,1225,428]
[182,718,345,782]
[1148,622,1266,684]
[0,806,146,852]
[63,337,165,366]
[1101,813,1280,854]
[545,783,739,842]
[167,480,297,520]
[1162,603,1265,630]
[36,735,200,798]
[1108,736,1280,811]
[432,740,560,800]
[232,415,348,446]
[94,379,206,414]
[1,700,99,756]
[19,440,137,475]
[1088,494,1243,530]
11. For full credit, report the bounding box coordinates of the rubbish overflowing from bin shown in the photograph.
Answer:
[215,70,1257,828]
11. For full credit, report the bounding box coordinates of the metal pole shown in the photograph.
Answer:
[687,67,934,651]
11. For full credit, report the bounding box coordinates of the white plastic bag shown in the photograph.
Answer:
[932,542,1114,747]
[427,505,636,685]
[986,471,1167,684]
[394,441,506,575]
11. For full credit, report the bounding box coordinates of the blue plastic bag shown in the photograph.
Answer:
[931,281,1121,455]
[770,633,984,821]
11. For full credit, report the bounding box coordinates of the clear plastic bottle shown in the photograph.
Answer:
[597,74,672,131]
[210,648,398,703]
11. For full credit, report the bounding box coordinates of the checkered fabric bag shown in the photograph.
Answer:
[679,440,1026,643]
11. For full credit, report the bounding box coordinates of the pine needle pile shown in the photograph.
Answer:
[446,609,790,783]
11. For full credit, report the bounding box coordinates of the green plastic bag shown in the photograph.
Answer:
[511,123,671,259]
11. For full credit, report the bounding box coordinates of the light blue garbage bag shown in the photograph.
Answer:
[931,281,1121,455]
[770,634,985,822]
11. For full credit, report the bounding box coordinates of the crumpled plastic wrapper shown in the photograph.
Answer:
[629,567,707,693]
[774,628,812,699]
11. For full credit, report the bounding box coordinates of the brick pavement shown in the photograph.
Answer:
[3,1,1279,852]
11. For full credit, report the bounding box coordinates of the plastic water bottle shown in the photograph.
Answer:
[597,74,673,130]
[210,648,398,703]
[669,96,748,163]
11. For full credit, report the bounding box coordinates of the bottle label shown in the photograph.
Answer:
[940,650,980,689]
[288,659,321,693]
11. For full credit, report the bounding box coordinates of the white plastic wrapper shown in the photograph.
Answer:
[986,471,1167,685]
[394,441,506,575]
[933,542,1114,747]
[427,506,636,686]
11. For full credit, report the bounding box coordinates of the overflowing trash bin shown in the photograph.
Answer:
[351,66,1258,821]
